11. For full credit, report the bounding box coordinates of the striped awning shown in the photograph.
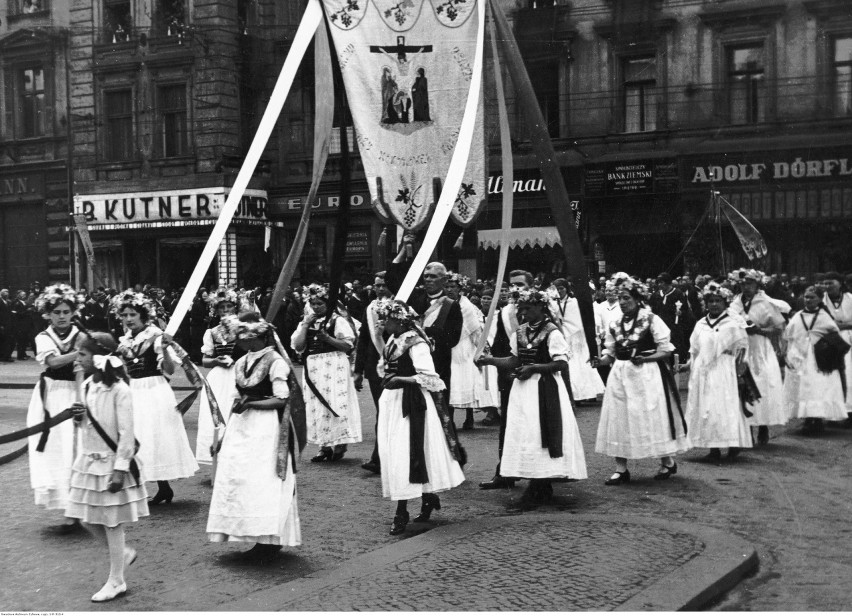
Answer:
[477,226,561,250]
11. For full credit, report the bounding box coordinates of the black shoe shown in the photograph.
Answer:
[481,412,500,427]
[311,449,333,463]
[653,461,678,480]
[413,494,441,523]
[756,425,770,444]
[704,448,722,461]
[461,418,474,430]
[390,511,409,535]
[604,470,630,486]
[149,482,174,505]
[361,461,381,474]
[331,448,346,462]
[727,447,742,459]
[479,477,515,490]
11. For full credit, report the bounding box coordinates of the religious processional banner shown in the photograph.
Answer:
[321,0,486,231]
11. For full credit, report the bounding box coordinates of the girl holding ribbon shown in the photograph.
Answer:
[68,332,148,602]
[26,284,85,533]
[112,291,198,505]
[291,284,362,462]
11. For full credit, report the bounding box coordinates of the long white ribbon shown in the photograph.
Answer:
[474,4,513,358]
[164,0,323,336]
[394,0,486,302]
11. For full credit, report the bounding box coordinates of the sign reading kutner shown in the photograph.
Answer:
[73,188,269,229]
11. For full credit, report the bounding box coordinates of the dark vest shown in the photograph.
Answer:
[125,344,163,379]
[41,330,79,381]
[304,316,340,357]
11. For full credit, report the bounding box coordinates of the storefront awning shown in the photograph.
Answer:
[477,226,561,250]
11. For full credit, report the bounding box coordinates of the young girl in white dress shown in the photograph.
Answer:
[207,313,302,563]
[26,284,84,532]
[680,283,752,459]
[112,291,198,505]
[291,284,362,462]
[68,332,148,602]
[781,286,848,434]
[195,289,241,466]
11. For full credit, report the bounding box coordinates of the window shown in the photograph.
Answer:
[156,0,185,36]
[833,36,852,117]
[528,61,560,137]
[103,89,134,161]
[103,0,132,43]
[8,0,47,15]
[158,84,188,157]
[18,67,45,137]
[623,56,656,132]
[728,45,764,124]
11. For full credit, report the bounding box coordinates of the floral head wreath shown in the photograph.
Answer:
[224,313,274,340]
[611,272,631,285]
[515,288,559,305]
[306,283,329,301]
[616,276,649,298]
[374,298,419,324]
[702,281,734,301]
[446,271,471,290]
[35,284,82,314]
[208,288,239,309]
[110,290,155,317]
[604,280,617,293]
[728,268,765,284]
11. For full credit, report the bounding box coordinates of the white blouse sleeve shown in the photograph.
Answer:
[35,332,57,365]
[334,317,356,344]
[201,330,216,357]
[547,328,571,362]
[602,323,617,358]
[269,357,291,399]
[649,314,676,353]
[509,332,519,358]
[410,340,446,392]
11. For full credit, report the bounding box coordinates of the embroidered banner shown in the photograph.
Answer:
[322,0,486,232]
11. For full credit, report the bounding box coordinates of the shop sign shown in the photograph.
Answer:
[0,172,44,202]
[275,193,370,215]
[682,147,852,188]
[73,188,268,227]
[584,159,678,197]
[345,229,371,256]
[487,170,546,195]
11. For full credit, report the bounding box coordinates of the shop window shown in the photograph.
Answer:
[103,89,134,161]
[8,0,48,15]
[622,56,656,132]
[832,36,852,117]
[155,0,185,36]
[728,44,765,125]
[329,96,355,155]
[527,61,560,138]
[17,66,45,138]
[158,84,189,157]
[103,0,132,44]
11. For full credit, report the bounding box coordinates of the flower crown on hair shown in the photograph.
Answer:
[604,280,617,292]
[728,268,765,284]
[616,276,648,297]
[110,290,155,316]
[306,283,329,300]
[224,313,273,340]
[374,298,419,324]
[208,288,239,309]
[611,272,630,284]
[515,288,559,305]
[35,284,81,314]
[447,271,471,289]
[702,281,734,300]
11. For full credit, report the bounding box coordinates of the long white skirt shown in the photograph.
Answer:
[474,364,500,408]
[841,329,852,413]
[26,379,78,510]
[567,336,605,401]
[744,335,787,426]
[500,373,587,479]
[130,376,199,481]
[304,351,362,448]
[378,387,465,501]
[783,344,847,421]
[195,365,237,465]
[685,357,753,449]
[596,360,692,459]
[207,408,300,546]
[449,336,478,408]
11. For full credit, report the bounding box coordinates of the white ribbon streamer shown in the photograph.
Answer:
[394,0,486,302]
[163,0,323,335]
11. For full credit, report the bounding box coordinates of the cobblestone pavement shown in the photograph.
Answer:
[1,360,851,611]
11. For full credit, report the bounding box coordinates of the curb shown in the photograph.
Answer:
[220,514,758,612]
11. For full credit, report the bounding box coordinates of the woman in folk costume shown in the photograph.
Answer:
[595,280,623,384]
[680,282,753,460]
[550,278,605,404]
[68,332,148,602]
[781,286,848,434]
[594,276,691,484]
[376,300,465,536]
[112,291,198,505]
[445,272,499,430]
[195,288,242,466]
[821,271,852,420]
[26,284,85,532]
[728,269,788,444]
[207,313,303,563]
[478,289,587,506]
[291,283,362,462]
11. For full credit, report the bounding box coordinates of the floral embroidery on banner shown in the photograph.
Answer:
[430,0,477,27]
[375,0,426,32]
[327,0,367,30]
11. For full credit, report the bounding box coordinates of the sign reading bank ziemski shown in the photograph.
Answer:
[73,188,269,229]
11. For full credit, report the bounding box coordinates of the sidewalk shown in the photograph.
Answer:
[222,514,757,612]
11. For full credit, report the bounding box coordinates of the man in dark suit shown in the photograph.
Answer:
[80,288,111,332]
[354,271,392,474]
[0,288,13,362]
[11,290,32,359]
[648,271,695,363]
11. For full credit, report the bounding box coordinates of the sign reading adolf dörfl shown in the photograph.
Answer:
[73,188,269,228]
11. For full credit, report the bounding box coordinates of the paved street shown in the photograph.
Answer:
[0,359,851,611]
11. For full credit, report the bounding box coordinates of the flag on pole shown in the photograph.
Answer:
[719,194,768,260]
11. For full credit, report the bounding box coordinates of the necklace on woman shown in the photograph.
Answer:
[526,319,548,349]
